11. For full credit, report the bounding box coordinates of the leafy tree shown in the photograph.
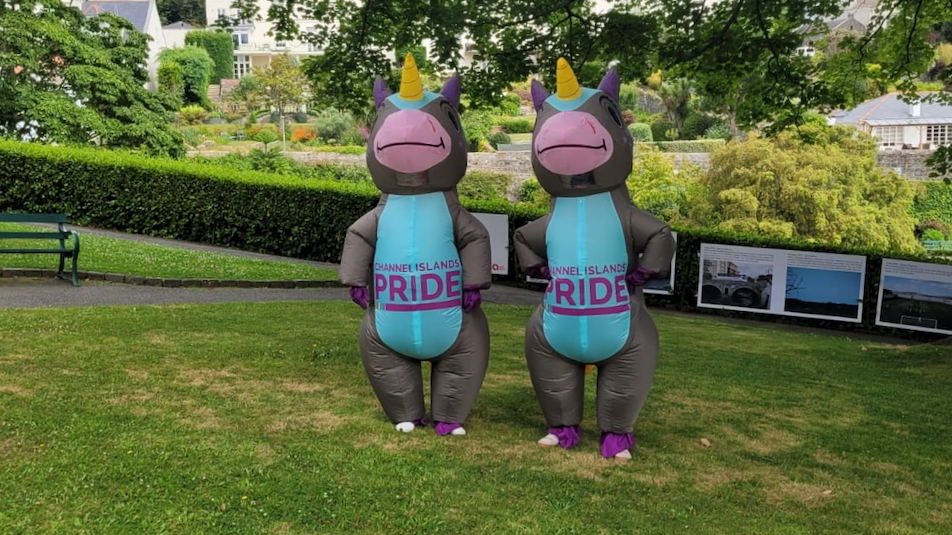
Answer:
[254,54,309,148]
[0,0,183,157]
[185,30,234,84]
[228,74,265,118]
[158,60,185,108]
[158,46,215,108]
[694,125,921,253]
[156,0,206,26]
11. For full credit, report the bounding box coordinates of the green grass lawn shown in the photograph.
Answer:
[1,302,950,534]
[0,223,337,281]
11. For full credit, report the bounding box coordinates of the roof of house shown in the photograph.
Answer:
[81,1,151,33]
[163,21,196,30]
[832,93,952,126]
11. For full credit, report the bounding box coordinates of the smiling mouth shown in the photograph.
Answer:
[376,138,446,151]
[537,139,607,154]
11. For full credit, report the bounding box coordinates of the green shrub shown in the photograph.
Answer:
[650,120,675,141]
[618,82,640,113]
[496,117,534,134]
[704,122,732,141]
[179,105,208,125]
[922,228,946,241]
[915,218,951,238]
[184,30,233,84]
[681,114,717,140]
[628,123,653,142]
[639,140,726,152]
[462,109,495,150]
[913,182,952,230]
[487,131,512,150]
[498,94,521,116]
[314,109,356,143]
[157,60,185,108]
[457,171,512,201]
[180,128,202,147]
[159,46,214,108]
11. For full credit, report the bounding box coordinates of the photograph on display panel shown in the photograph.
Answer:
[699,258,773,310]
[783,266,863,319]
[876,259,952,335]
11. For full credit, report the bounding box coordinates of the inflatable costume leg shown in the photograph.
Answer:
[358,311,427,431]
[595,309,659,460]
[525,308,585,448]
[430,307,490,436]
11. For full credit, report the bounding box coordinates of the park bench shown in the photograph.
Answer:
[0,213,81,287]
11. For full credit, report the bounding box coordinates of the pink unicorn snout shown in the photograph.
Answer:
[534,111,614,175]
[373,110,451,173]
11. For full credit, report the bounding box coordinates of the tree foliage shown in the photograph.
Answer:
[695,125,921,253]
[185,30,234,84]
[156,0,206,26]
[0,0,183,157]
[158,46,215,108]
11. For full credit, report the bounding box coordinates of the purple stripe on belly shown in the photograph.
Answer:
[382,299,460,312]
[549,304,630,316]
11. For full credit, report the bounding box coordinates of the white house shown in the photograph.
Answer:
[79,0,166,90]
[162,20,197,49]
[205,0,325,79]
[829,92,952,150]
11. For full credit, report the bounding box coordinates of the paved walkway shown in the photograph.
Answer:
[0,224,927,345]
[0,224,544,310]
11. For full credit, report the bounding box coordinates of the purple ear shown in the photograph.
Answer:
[441,74,461,109]
[530,79,549,111]
[598,67,620,102]
[373,77,392,107]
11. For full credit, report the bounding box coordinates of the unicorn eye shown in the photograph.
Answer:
[442,101,461,132]
[600,97,624,128]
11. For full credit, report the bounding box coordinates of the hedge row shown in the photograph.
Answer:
[1,140,948,340]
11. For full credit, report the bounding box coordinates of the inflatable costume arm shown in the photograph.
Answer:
[454,209,493,311]
[514,215,551,279]
[626,207,676,282]
[339,208,382,308]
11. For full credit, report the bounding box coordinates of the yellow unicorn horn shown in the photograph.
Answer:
[556,57,582,100]
[399,52,424,101]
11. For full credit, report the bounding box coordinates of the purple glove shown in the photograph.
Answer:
[349,286,369,309]
[625,265,657,291]
[462,284,483,312]
[525,263,551,280]
[550,425,581,449]
[600,431,635,459]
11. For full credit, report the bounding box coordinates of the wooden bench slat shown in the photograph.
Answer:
[0,232,71,240]
[0,249,74,254]
[0,213,68,223]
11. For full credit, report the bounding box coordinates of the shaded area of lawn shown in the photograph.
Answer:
[0,223,337,281]
[1,302,950,534]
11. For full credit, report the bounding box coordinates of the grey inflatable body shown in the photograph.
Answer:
[514,58,677,460]
[338,54,492,436]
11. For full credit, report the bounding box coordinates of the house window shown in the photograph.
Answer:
[232,31,249,49]
[215,8,227,23]
[872,126,902,147]
[234,55,252,78]
[926,125,952,147]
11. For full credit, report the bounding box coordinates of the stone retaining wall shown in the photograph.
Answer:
[188,148,945,182]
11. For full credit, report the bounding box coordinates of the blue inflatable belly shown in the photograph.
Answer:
[373,193,462,359]
[543,192,631,363]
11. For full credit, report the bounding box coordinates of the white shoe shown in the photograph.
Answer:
[395,421,415,433]
[537,433,559,447]
[451,426,466,436]
[614,449,632,462]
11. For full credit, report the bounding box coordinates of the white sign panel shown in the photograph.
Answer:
[526,232,679,294]
[472,212,509,275]
[697,243,867,323]
[876,259,952,335]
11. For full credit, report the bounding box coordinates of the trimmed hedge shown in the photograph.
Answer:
[2,140,949,340]
[495,117,535,134]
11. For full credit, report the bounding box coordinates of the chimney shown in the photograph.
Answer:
[912,101,921,117]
